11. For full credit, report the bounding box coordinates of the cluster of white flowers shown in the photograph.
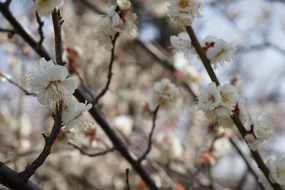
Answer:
[198,82,238,126]
[201,36,236,69]
[96,0,137,49]
[153,78,179,109]
[26,58,93,133]
[167,0,201,26]
[35,0,62,15]
[267,156,285,186]
[170,32,192,54]
[245,112,273,151]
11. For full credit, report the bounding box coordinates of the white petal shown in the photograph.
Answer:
[61,76,79,94]
[46,65,68,81]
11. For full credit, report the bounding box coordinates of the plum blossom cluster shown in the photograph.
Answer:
[96,0,137,49]
[198,82,238,126]
[201,36,236,69]
[153,78,179,109]
[35,0,62,15]
[26,58,92,133]
[167,0,201,26]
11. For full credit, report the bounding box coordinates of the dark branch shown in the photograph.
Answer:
[93,32,120,104]
[125,168,131,190]
[35,12,44,46]
[0,5,159,190]
[19,103,63,181]
[0,27,15,33]
[185,25,282,190]
[0,162,41,190]
[0,72,35,96]
[137,106,159,163]
[68,142,115,157]
[52,8,64,66]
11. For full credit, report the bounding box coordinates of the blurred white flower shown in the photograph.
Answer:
[153,78,179,108]
[252,112,273,140]
[113,115,133,136]
[62,97,93,133]
[198,83,239,125]
[35,0,62,15]
[117,0,131,11]
[213,137,232,158]
[267,156,285,186]
[170,32,192,54]
[157,133,183,163]
[26,58,78,108]
[219,84,238,110]
[198,82,221,111]
[202,36,236,69]
[96,2,137,49]
[167,0,201,26]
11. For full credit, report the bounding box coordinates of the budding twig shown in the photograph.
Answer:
[68,142,115,157]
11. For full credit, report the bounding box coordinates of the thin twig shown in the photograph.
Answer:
[19,102,63,181]
[35,12,44,46]
[68,142,115,157]
[137,106,160,163]
[0,27,15,33]
[185,25,282,190]
[0,72,35,96]
[93,32,120,104]
[52,8,64,66]
[125,168,131,190]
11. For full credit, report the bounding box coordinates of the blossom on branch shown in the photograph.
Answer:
[201,36,236,69]
[26,58,78,109]
[35,0,62,15]
[96,0,137,49]
[170,32,192,54]
[198,82,239,126]
[267,156,285,186]
[153,78,179,109]
[167,0,201,26]
[62,97,93,134]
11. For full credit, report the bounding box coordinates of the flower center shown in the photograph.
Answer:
[178,0,189,9]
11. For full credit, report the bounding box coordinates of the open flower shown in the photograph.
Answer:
[35,0,62,15]
[26,58,79,108]
[167,0,201,26]
[170,32,192,54]
[198,82,221,111]
[267,156,285,186]
[202,36,236,68]
[62,97,93,133]
[218,84,238,110]
[153,78,179,109]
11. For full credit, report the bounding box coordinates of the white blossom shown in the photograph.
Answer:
[26,58,78,108]
[267,156,285,186]
[62,97,93,133]
[95,2,137,49]
[35,0,62,15]
[218,84,238,110]
[167,0,201,26]
[252,112,273,140]
[153,78,179,108]
[202,36,236,68]
[113,115,133,136]
[170,32,192,54]
[198,82,221,111]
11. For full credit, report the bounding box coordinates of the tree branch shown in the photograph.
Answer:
[68,142,115,157]
[35,12,44,46]
[52,8,64,66]
[0,72,35,96]
[185,25,282,190]
[93,32,120,104]
[19,103,63,181]
[137,105,160,163]
[0,6,159,190]
[0,162,41,190]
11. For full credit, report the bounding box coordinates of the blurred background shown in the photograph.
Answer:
[0,0,285,189]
